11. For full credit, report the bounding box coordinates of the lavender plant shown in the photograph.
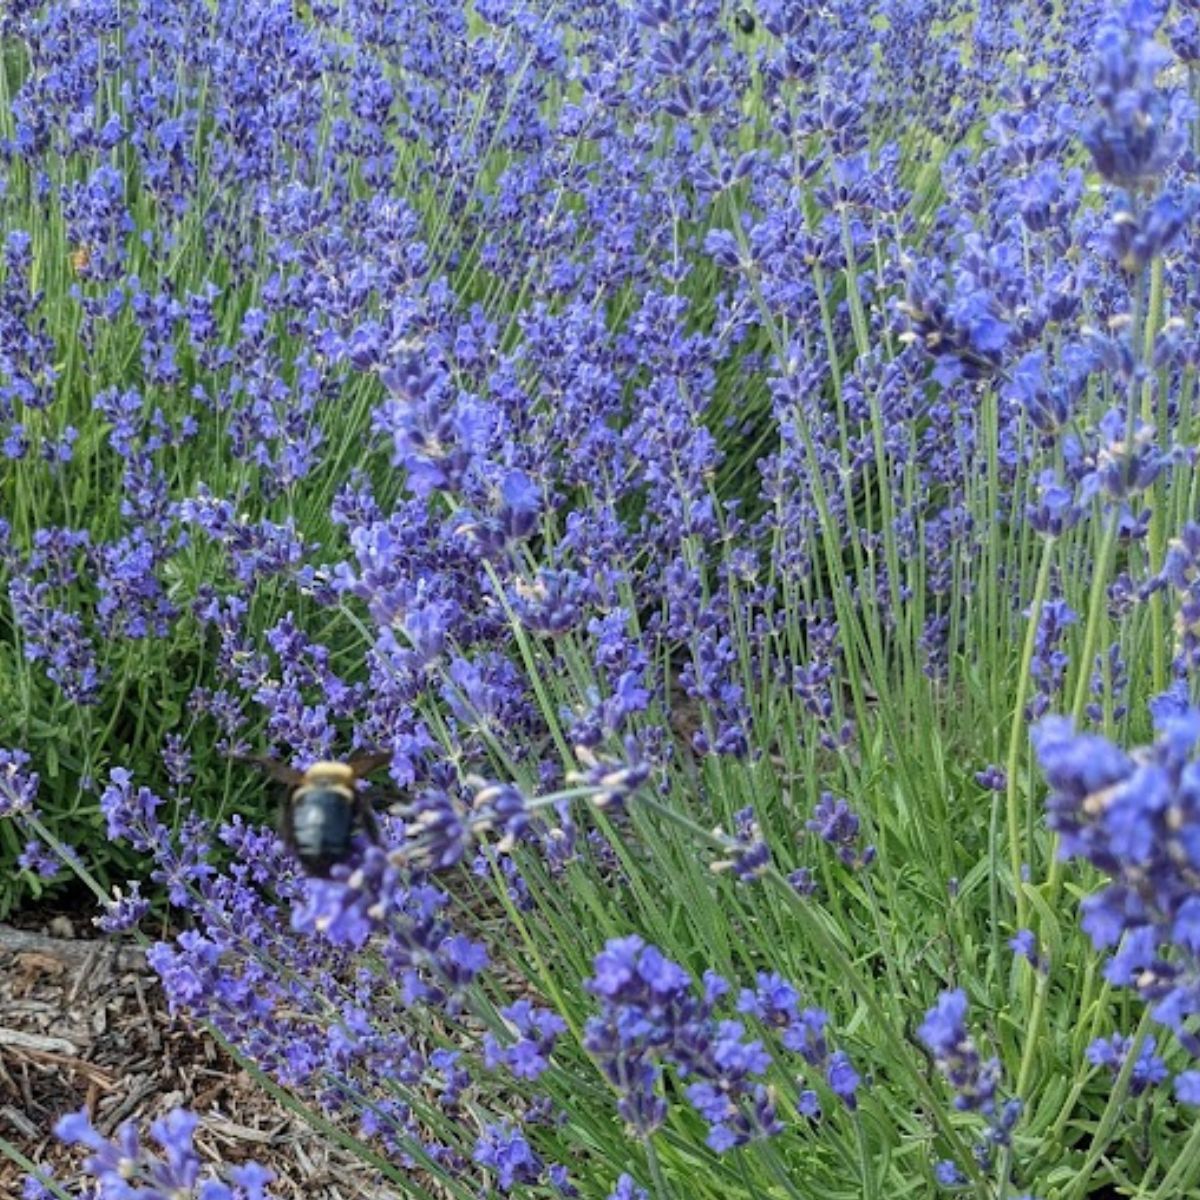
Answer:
[5,0,1200,1196]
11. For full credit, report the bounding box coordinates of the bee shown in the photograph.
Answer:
[237,751,393,877]
[70,245,92,276]
[735,7,756,34]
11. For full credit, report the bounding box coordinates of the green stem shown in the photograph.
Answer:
[481,561,574,766]
[855,1112,879,1200]
[23,812,111,907]
[1149,1111,1200,1198]
[995,959,1052,1199]
[1015,962,1052,1102]
[1043,511,1120,912]
[758,1140,809,1200]
[838,207,872,361]
[864,876,906,1022]
[1004,539,1055,930]
[644,1136,678,1200]
[1069,516,1121,730]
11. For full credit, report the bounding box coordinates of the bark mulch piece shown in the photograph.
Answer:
[0,915,397,1198]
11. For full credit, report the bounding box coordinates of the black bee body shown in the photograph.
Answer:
[287,764,358,876]
[238,753,391,877]
[735,7,755,33]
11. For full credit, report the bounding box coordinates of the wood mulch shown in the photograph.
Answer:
[0,911,397,1198]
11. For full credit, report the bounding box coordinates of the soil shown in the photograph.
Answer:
[0,902,379,1198]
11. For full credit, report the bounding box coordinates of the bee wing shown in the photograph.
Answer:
[233,753,304,787]
[362,786,406,813]
[346,750,393,779]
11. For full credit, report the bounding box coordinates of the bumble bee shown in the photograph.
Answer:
[237,751,392,877]
[735,7,756,33]
[70,245,92,276]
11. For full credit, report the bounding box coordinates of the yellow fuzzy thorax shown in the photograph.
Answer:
[301,762,357,787]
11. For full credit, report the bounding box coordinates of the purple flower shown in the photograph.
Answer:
[917,991,1033,1175]
[99,767,166,851]
[17,838,58,879]
[826,1049,861,1111]
[96,882,150,933]
[53,1109,106,1151]
[788,867,816,895]
[1009,929,1040,967]
[21,1173,56,1200]
[1081,7,1189,188]
[1106,192,1192,274]
[570,743,651,811]
[1087,1033,1167,1094]
[1034,710,1200,1042]
[53,1105,275,1197]
[1176,1071,1200,1104]
[607,1176,649,1200]
[975,765,1007,792]
[935,1159,966,1186]
[470,780,537,852]
[473,1121,543,1192]
[918,990,1000,1114]
[0,748,39,817]
[512,568,594,637]
[585,938,857,1148]
[806,793,876,869]
[397,787,471,871]
[782,1007,830,1065]
[548,1163,577,1197]
[711,805,771,880]
[483,1000,567,1080]
[1026,599,1077,721]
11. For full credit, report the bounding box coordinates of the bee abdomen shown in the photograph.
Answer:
[288,788,355,876]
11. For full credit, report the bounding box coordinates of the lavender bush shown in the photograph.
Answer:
[6,0,1200,1196]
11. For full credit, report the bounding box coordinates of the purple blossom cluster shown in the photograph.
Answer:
[805,793,876,870]
[483,1000,568,1080]
[1033,707,1200,1102]
[918,989,1029,1185]
[47,1106,274,1200]
[584,936,858,1151]
[919,990,1003,1117]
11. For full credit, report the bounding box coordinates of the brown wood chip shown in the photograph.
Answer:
[13,951,67,977]
[95,1075,158,1135]
[1,1104,40,1139]
[67,945,102,1006]
[205,1117,284,1146]
[6,1046,117,1091]
[0,1026,80,1055]
[131,975,161,1052]
[0,926,142,971]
